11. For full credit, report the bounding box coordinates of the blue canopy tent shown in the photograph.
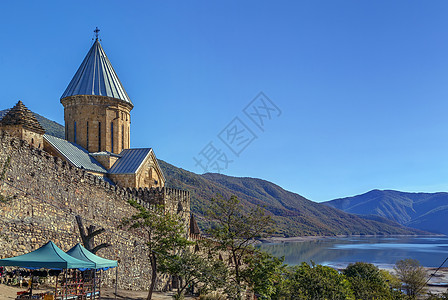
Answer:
[0,241,96,299]
[0,241,95,270]
[66,243,118,299]
[66,244,117,270]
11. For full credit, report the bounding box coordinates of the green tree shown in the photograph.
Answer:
[286,262,354,300]
[205,194,274,299]
[241,250,286,299]
[379,269,406,299]
[121,199,189,300]
[394,259,427,299]
[160,247,228,299]
[343,262,398,300]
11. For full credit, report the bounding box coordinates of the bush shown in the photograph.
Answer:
[394,259,427,299]
[344,262,397,300]
[285,262,354,300]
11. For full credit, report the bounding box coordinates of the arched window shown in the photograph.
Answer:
[121,124,124,150]
[86,121,89,150]
[98,122,101,152]
[74,121,77,144]
[128,125,130,147]
[111,122,114,152]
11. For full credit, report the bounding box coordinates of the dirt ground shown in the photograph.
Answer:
[101,288,176,300]
[0,284,177,300]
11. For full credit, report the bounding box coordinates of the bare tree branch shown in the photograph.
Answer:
[75,215,110,253]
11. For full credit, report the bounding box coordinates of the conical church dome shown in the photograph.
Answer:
[61,39,133,106]
[60,33,133,155]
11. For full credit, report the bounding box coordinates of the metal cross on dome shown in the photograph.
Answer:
[94,27,100,39]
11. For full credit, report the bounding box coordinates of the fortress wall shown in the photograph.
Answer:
[0,131,190,291]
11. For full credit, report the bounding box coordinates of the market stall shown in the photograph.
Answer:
[66,243,118,299]
[0,241,96,299]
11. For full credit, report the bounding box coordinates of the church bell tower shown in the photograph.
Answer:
[60,28,133,154]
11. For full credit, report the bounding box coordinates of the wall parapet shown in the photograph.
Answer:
[0,130,190,212]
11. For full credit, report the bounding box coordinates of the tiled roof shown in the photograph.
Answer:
[61,39,133,106]
[108,148,152,174]
[43,134,107,174]
[0,101,45,134]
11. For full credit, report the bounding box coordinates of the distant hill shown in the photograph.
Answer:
[160,162,425,236]
[0,109,65,139]
[0,109,426,236]
[324,190,448,235]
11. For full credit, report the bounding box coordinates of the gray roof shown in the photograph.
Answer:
[61,39,133,106]
[44,134,108,174]
[108,148,152,174]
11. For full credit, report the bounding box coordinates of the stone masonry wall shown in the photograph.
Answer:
[0,131,190,291]
[0,125,43,150]
[61,95,132,154]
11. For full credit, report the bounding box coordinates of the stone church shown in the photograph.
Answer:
[0,31,201,290]
[1,35,166,191]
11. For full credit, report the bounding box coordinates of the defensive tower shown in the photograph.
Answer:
[0,100,45,149]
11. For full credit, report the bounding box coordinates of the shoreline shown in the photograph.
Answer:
[258,235,448,294]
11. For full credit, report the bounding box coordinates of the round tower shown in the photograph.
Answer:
[60,35,133,154]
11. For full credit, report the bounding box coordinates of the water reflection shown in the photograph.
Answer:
[257,236,448,268]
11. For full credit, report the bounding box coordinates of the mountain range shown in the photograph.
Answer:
[324,189,448,235]
[158,161,424,236]
[0,109,434,236]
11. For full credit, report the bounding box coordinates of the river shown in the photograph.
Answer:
[258,236,448,268]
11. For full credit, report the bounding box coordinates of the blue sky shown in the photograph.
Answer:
[1,1,448,202]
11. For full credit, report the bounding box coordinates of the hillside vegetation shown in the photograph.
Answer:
[324,189,448,235]
[159,161,424,236]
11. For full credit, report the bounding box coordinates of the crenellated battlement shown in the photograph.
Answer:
[0,131,190,215]
[0,130,191,219]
